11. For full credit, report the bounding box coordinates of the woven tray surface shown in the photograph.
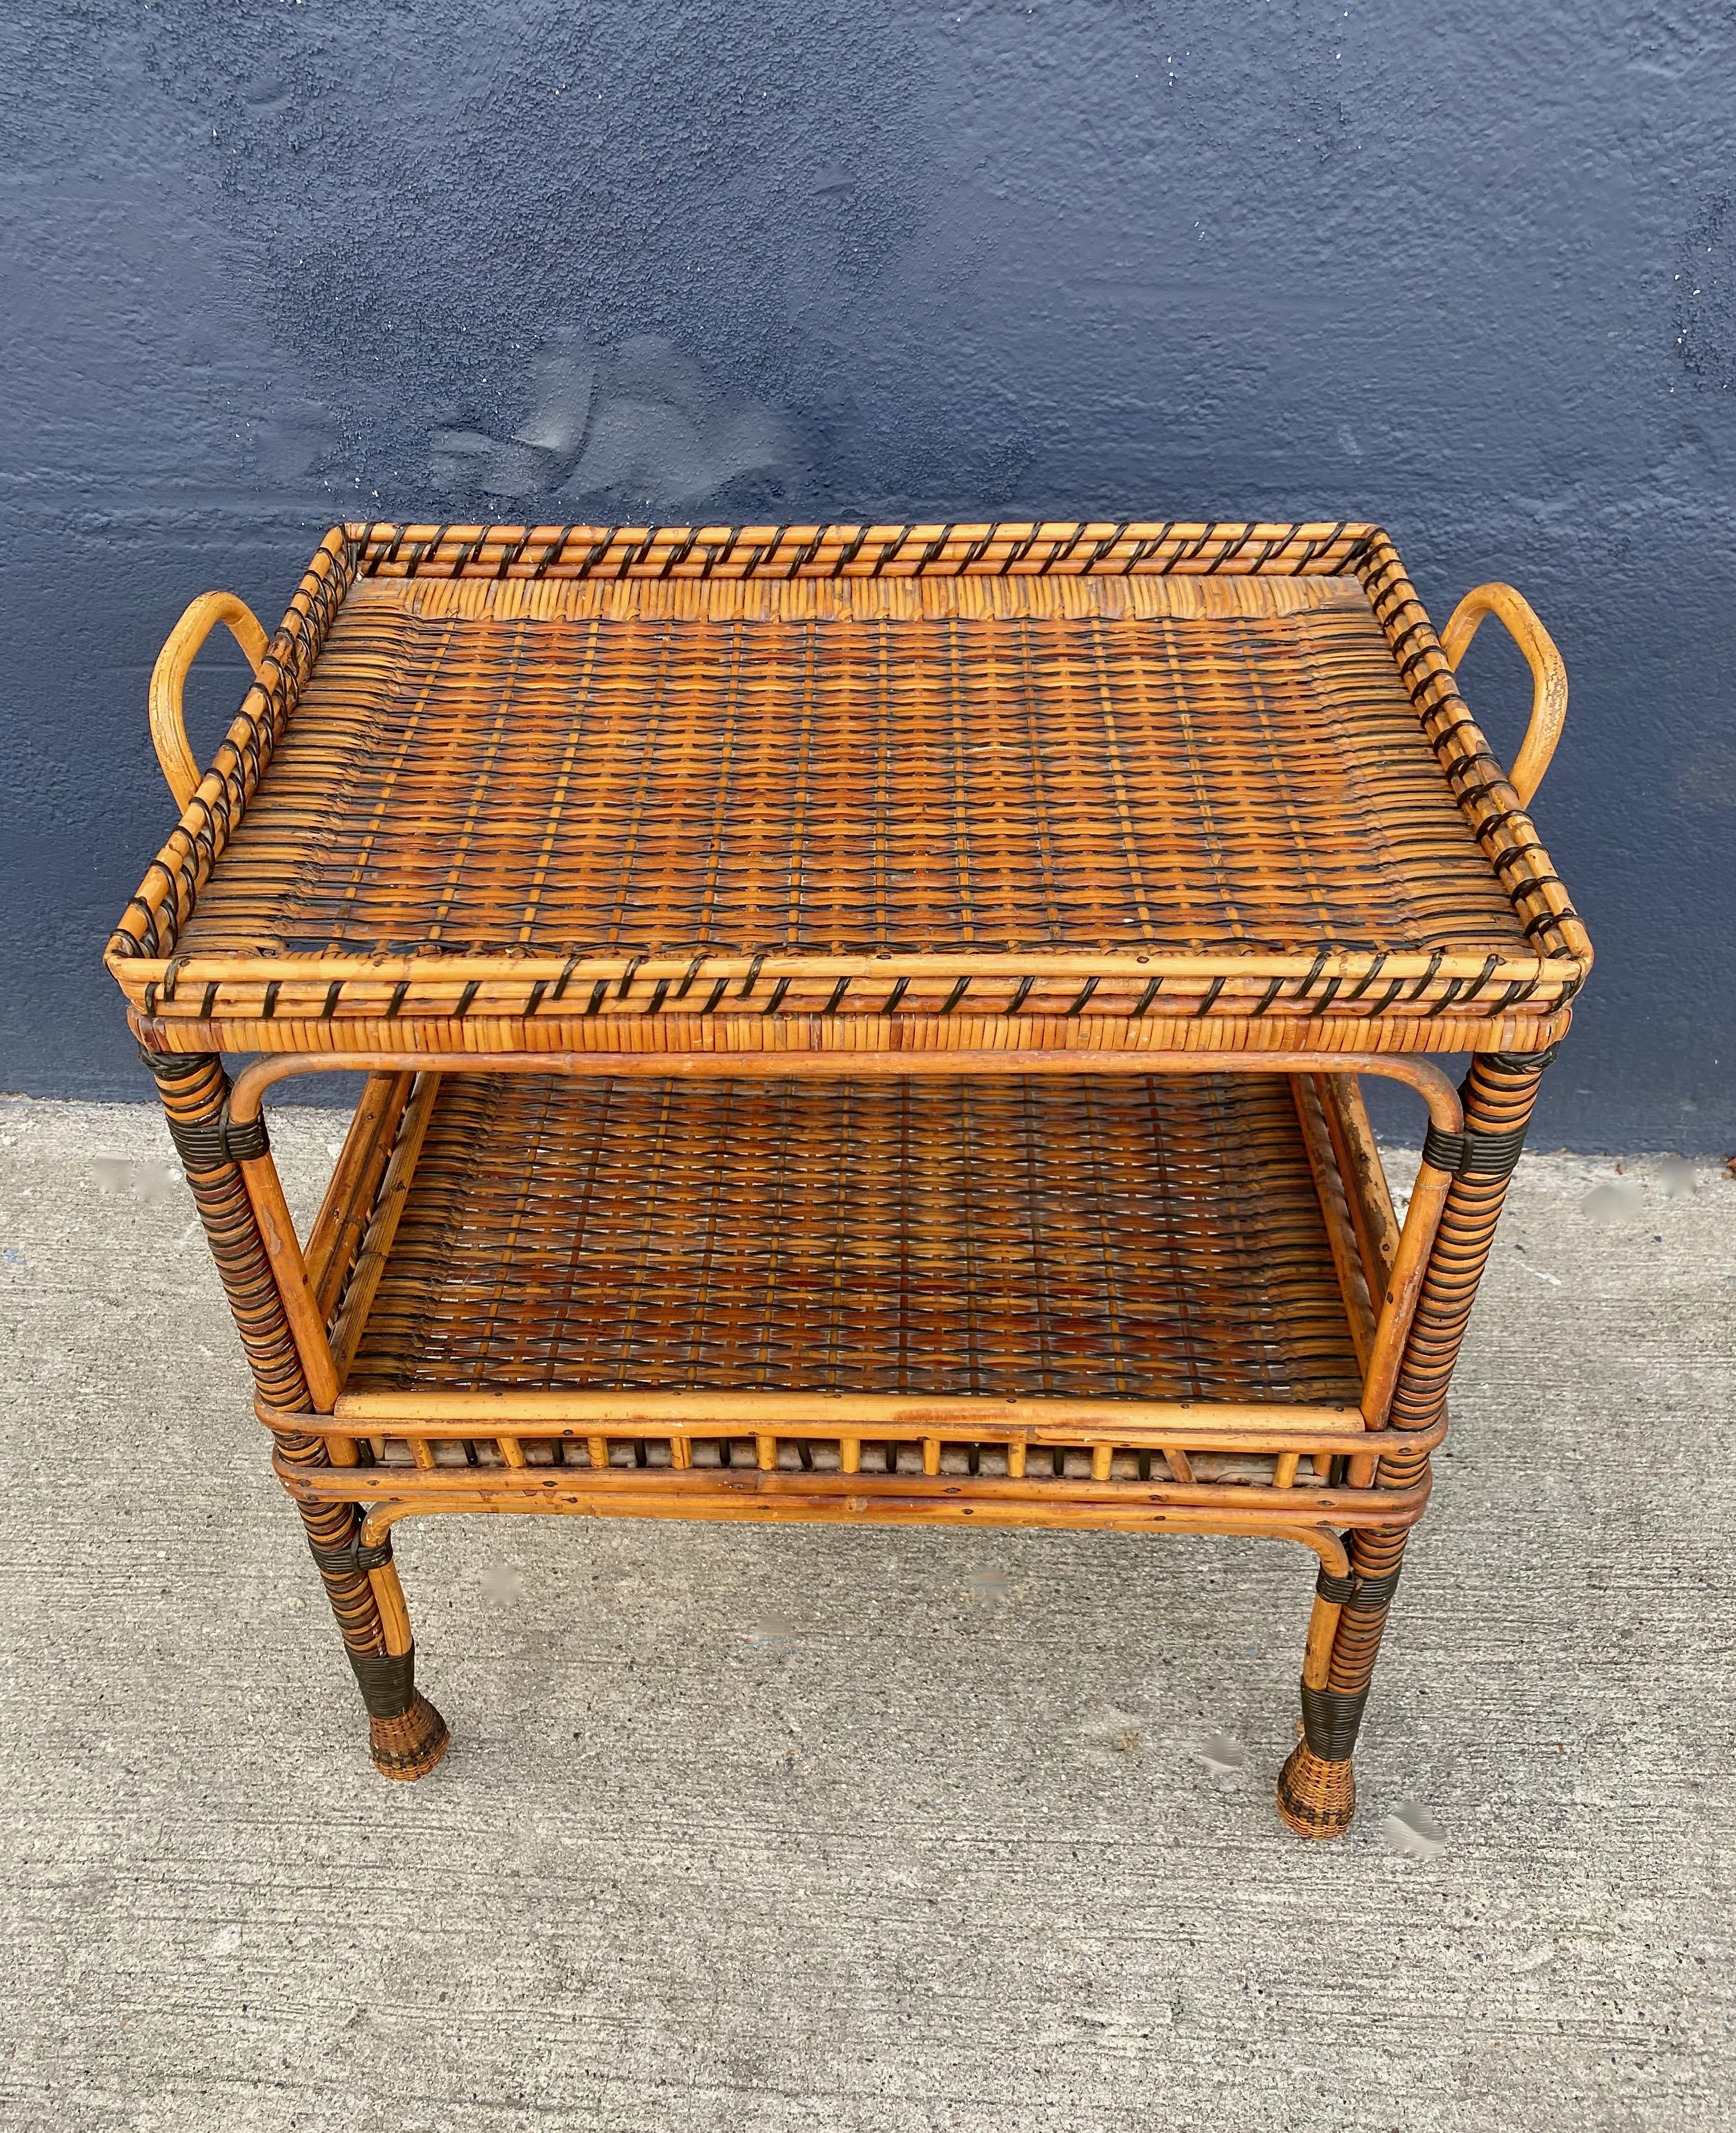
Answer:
[172,570,1530,966]
[344,1072,1360,1404]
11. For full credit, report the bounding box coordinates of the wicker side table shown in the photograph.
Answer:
[108,518,1588,1835]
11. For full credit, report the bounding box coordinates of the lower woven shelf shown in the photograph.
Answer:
[335,1073,1364,1481]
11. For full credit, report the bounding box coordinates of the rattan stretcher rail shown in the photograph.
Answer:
[110,518,1587,1834]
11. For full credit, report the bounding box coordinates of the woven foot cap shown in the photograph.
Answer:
[369,1692,450,1781]
[1276,1741,1355,1839]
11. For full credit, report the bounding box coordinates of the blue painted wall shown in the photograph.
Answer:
[3,2,1730,1147]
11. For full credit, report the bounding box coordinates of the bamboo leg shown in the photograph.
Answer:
[145,1047,449,1780]
[1277,1049,1552,1838]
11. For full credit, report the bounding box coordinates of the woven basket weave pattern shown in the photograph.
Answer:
[111,518,1582,1815]
[345,1072,1361,1405]
[176,589,1527,964]
[107,520,1589,1050]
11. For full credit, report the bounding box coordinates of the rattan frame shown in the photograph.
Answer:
[114,519,1584,1835]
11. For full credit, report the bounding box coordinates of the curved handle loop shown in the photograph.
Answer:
[149,591,269,810]
[1438,581,1567,807]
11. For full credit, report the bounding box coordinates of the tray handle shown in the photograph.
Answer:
[149,591,269,809]
[1438,581,1567,807]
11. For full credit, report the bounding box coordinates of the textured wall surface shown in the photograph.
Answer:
[3,2,1731,1145]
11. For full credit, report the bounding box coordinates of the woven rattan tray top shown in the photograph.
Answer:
[110,521,1589,1053]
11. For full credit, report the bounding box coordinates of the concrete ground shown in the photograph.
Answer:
[0,1095,1731,2131]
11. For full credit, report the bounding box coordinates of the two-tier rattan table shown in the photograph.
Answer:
[108,519,1589,1836]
